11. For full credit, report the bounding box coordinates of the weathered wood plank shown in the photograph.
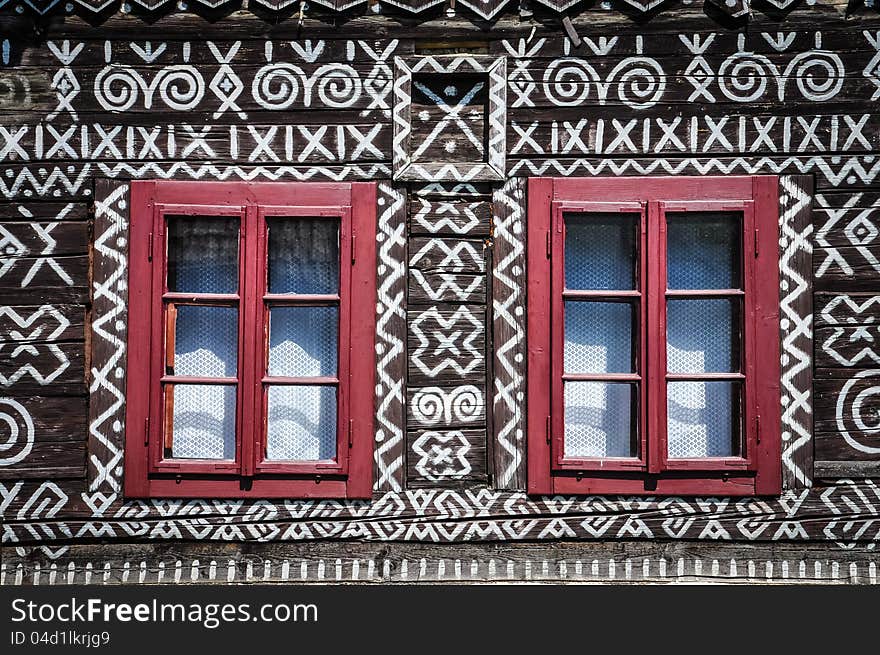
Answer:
[814,461,880,479]
[0,203,87,222]
[408,271,486,304]
[814,374,880,464]
[0,305,85,344]
[408,237,486,274]
[815,293,880,327]
[373,182,407,493]
[0,441,86,480]
[408,198,491,237]
[0,255,88,292]
[492,177,527,490]
[0,123,391,163]
[815,433,880,461]
[815,326,880,369]
[814,246,880,289]
[0,223,88,259]
[0,342,85,396]
[407,306,486,384]
[87,179,130,494]
[406,383,487,429]
[406,428,488,488]
[5,539,880,585]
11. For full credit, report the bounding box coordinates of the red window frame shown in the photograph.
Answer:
[527,176,781,496]
[124,181,377,499]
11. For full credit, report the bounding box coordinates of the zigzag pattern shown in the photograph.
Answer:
[492,179,526,488]
[509,156,880,187]
[778,177,814,488]
[87,183,129,505]
[374,183,407,491]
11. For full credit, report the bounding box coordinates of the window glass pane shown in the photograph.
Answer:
[268,217,339,294]
[667,299,740,373]
[667,381,741,458]
[565,213,638,290]
[667,212,741,290]
[564,301,634,374]
[167,217,239,294]
[564,382,637,458]
[266,385,337,460]
[167,384,236,459]
[268,306,338,377]
[173,305,237,377]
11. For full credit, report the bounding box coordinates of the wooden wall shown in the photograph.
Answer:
[2,4,880,573]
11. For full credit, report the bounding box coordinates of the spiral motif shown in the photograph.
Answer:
[608,58,666,109]
[0,397,34,466]
[788,52,844,101]
[156,66,205,111]
[311,64,362,109]
[449,385,482,423]
[252,63,303,110]
[836,371,880,455]
[718,52,774,103]
[94,68,141,112]
[543,59,601,107]
[411,385,483,426]
[412,387,446,425]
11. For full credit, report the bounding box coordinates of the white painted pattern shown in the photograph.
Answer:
[836,371,880,455]
[815,192,880,279]
[374,182,406,492]
[410,306,484,378]
[492,179,526,488]
[410,270,482,302]
[820,296,880,367]
[0,398,34,466]
[411,431,472,481]
[411,386,483,426]
[393,55,506,181]
[778,176,814,488]
[0,123,387,164]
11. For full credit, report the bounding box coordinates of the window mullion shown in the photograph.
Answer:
[239,204,261,478]
[646,200,665,475]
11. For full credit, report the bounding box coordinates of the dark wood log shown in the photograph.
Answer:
[507,112,880,157]
[813,208,880,247]
[814,374,880,451]
[0,442,86,480]
[0,223,88,258]
[5,539,880,585]
[815,432,880,461]
[408,271,486,304]
[0,255,88,293]
[87,179,130,493]
[815,326,880,369]
[0,203,88,221]
[779,175,814,489]
[814,461,880,479]
[408,199,491,237]
[373,182,407,492]
[1,122,391,163]
[491,177,528,491]
[1,396,87,443]
[815,292,880,327]
[406,428,488,488]
[507,157,880,191]
[0,305,85,344]
[814,246,880,288]
[408,237,486,274]
[0,342,85,397]
[406,383,487,429]
[407,306,486,384]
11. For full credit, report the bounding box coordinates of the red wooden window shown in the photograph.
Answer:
[528,176,781,496]
[124,181,377,498]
